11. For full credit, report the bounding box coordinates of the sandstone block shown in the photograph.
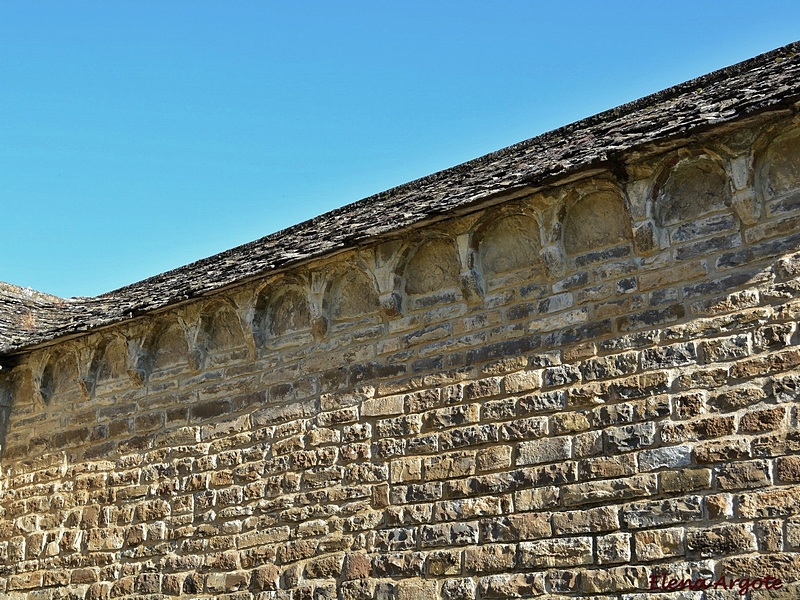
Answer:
[623,496,702,528]
[638,445,692,471]
[424,451,475,480]
[777,455,800,482]
[552,506,619,535]
[635,527,684,561]
[440,578,476,600]
[582,566,649,594]
[758,518,784,552]
[517,437,571,465]
[686,523,757,558]
[362,394,405,417]
[661,468,712,493]
[396,579,437,600]
[597,532,631,565]
[477,573,546,598]
[695,437,750,463]
[464,543,517,574]
[390,458,422,484]
[739,406,786,433]
[426,550,461,576]
[738,486,800,518]
[562,474,658,507]
[503,370,541,394]
[518,537,592,568]
[517,390,567,414]
[476,445,512,471]
[480,513,551,543]
[716,459,772,490]
[604,421,656,453]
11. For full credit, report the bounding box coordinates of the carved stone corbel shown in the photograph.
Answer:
[728,154,760,225]
[309,271,328,340]
[456,233,484,305]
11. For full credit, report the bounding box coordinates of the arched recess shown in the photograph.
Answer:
[563,187,633,257]
[403,236,461,297]
[39,350,80,404]
[196,301,246,366]
[253,280,312,346]
[476,211,544,289]
[144,320,189,375]
[755,125,800,212]
[652,153,732,227]
[324,268,381,325]
[0,374,11,458]
[87,335,129,394]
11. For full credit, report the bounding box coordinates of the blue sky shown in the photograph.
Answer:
[2,2,799,298]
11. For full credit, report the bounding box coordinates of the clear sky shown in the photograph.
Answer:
[2,1,799,298]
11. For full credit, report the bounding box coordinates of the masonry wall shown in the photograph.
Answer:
[1,110,800,599]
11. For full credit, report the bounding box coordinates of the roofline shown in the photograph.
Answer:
[3,40,800,355]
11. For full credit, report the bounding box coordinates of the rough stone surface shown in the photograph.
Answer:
[1,43,800,599]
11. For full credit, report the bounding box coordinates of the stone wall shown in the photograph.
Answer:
[1,110,800,599]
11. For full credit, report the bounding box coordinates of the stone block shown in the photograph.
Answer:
[477,573,546,598]
[686,523,757,558]
[518,537,592,568]
[597,532,631,565]
[639,445,692,471]
[635,527,685,561]
[552,506,619,535]
[623,496,703,528]
[715,460,772,490]
[464,543,517,574]
[517,437,571,465]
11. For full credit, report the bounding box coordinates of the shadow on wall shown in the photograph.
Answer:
[0,366,14,460]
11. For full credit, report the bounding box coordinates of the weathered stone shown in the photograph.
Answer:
[426,550,461,577]
[777,455,800,482]
[371,552,425,578]
[464,543,516,574]
[517,390,566,414]
[596,532,631,565]
[420,522,478,547]
[695,437,750,463]
[517,437,571,465]
[716,460,772,490]
[604,421,656,453]
[739,406,786,433]
[440,577,476,600]
[552,506,619,535]
[581,352,638,381]
[476,446,512,472]
[477,573,546,598]
[581,566,649,594]
[635,527,684,561]
[518,537,593,567]
[480,513,551,542]
[758,518,784,552]
[623,496,703,528]
[542,364,581,389]
[561,474,658,507]
[661,468,712,493]
[738,486,800,518]
[687,523,757,558]
[638,445,692,471]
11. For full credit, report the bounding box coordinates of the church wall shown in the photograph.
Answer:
[1,112,800,599]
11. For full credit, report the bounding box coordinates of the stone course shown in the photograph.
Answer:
[0,44,800,599]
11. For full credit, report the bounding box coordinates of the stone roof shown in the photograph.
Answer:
[4,41,800,357]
